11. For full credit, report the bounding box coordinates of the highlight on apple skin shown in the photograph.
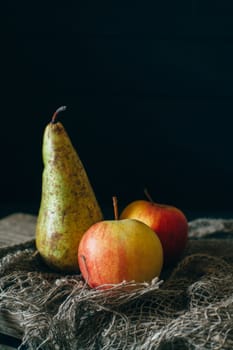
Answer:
[120,195,188,266]
[78,218,163,290]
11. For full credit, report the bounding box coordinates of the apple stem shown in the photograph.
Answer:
[51,106,67,124]
[112,196,119,220]
[144,188,154,203]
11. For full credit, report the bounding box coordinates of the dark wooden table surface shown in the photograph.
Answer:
[0,213,36,349]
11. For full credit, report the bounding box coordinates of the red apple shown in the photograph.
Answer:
[120,192,188,266]
[78,198,163,289]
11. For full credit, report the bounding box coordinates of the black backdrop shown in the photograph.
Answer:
[1,1,233,219]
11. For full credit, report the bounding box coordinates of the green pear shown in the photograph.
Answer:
[36,106,103,272]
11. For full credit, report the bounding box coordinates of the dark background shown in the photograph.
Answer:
[1,1,233,220]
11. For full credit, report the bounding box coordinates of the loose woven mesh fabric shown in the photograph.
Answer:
[2,219,233,349]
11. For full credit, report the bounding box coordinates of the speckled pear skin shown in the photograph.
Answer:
[36,115,103,272]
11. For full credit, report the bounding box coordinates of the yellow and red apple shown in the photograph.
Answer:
[120,195,188,266]
[78,217,163,289]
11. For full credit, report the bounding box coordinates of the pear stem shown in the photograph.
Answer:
[144,188,154,203]
[51,106,67,124]
[112,196,119,220]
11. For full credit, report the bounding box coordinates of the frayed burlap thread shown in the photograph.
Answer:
[1,217,233,349]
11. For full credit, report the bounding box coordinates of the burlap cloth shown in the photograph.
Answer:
[1,216,233,349]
